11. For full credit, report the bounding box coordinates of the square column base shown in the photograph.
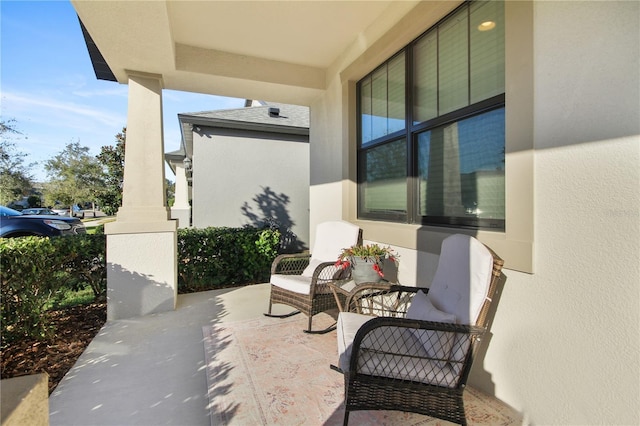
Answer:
[170,207,191,228]
[106,230,177,320]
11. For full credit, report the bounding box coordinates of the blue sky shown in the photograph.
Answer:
[1,0,244,182]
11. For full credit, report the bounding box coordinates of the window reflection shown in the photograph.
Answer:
[418,108,505,221]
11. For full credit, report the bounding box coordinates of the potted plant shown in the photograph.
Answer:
[335,244,398,284]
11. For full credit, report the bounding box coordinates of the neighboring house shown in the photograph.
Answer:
[165,100,310,252]
[75,1,640,424]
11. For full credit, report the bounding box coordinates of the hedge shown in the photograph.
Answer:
[177,227,280,292]
[0,226,280,346]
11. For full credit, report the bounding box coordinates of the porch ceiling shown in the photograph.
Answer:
[71,0,420,105]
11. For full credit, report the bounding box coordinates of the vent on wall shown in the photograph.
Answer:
[268,107,280,117]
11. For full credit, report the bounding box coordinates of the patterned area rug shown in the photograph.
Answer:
[203,314,522,426]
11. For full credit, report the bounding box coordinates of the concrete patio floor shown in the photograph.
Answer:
[48,283,521,426]
[49,283,293,426]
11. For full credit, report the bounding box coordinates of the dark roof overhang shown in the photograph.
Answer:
[78,16,117,82]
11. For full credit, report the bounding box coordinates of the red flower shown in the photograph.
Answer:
[373,263,384,277]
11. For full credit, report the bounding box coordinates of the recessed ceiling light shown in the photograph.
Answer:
[478,21,496,31]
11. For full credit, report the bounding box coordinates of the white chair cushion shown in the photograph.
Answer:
[270,274,313,295]
[270,273,334,295]
[427,234,493,326]
[337,312,373,371]
[270,221,358,294]
[337,312,460,388]
[301,258,324,277]
[310,220,360,263]
[406,290,457,367]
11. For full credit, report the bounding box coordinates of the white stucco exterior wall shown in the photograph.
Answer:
[192,128,310,250]
[106,232,177,320]
[105,72,178,321]
[309,78,349,237]
[170,162,191,228]
[310,1,639,424]
[483,3,639,423]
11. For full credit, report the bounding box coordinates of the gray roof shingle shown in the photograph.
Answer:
[180,102,309,130]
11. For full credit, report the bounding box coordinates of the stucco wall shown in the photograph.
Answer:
[192,127,310,251]
[311,1,639,423]
[487,2,639,423]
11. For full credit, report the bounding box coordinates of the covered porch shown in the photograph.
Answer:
[48,284,522,425]
[70,1,640,424]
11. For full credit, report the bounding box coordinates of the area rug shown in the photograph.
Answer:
[203,314,522,426]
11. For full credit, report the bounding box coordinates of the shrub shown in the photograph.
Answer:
[0,234,106,346]
[52,234,107,298]
[1,237,62,345]
[177,226,280,292]
[1,226,279,345]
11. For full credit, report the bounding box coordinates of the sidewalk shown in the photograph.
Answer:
[49,284,290,426]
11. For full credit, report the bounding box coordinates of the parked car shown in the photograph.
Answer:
[52,204,87,217]
[0,206,86,237]
[21,208,59,215]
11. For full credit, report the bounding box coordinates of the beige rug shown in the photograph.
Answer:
[203,314,522,426]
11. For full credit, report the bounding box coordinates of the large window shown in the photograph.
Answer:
[358,0,505,230]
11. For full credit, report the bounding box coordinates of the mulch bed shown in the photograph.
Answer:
[1,285,255,395]
[1,302,107,395]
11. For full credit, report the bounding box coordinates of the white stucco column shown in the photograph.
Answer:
[104,71,178,320]
[170,161,191,228]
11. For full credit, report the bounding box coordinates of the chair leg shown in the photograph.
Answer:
[302,314,337,334]
[263,310,301,318]
[343,409,350,426]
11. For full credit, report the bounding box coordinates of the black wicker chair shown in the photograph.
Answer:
[334,234,504,425]
[265,220,361,333]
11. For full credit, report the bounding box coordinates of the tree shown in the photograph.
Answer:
[0,119,34,206]
[43,141,104,211]
[95,129,125,215]
[166,178,175,207]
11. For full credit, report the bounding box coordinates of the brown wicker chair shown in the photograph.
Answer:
[265,220,361,333]
[334,234,504,425]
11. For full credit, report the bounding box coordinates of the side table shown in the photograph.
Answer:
[328,279,359,312]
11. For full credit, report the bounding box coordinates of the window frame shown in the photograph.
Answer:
[356,0,505,231]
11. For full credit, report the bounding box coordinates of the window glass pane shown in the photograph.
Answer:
[371,67,388,140]
[357,1,505,228]
[387,53,406,134]
[418,108,504,221]
[439,8,469,115]
[470,1,505,103]
[361,139,407,214]
[360,76,372,144]
[413,31,438,123]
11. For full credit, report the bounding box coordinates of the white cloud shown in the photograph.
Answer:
[2,91,127,128]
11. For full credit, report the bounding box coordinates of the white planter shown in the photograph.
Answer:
[350,257,383,284]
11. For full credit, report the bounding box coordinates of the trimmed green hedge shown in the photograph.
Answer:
[177,227,280,292]
[1,226,280,345]
[0,234,106,345]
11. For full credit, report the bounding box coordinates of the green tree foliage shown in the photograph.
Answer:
[0,234,106,346]
[43,141,104,209]
[176,227,280,291]
[0,119,34,205]
[166,178,175,207]
[95,128,125,215]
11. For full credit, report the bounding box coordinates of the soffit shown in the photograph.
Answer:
[71,1,418,104]
[167,1,392,69]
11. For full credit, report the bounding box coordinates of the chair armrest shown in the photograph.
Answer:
[348,316,486,386]
[271,253,311,275]
[345,284,422,317]
[308,261,350,297]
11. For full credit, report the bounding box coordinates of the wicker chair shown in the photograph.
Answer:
[334,234,504,425]
[265,220,361,333]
